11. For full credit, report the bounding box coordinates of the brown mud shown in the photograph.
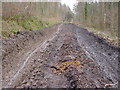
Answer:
[2,23,119,88]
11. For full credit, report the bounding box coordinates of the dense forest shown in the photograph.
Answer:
[74,2,118,45]
[2,2,72,21]
[1,1,119,46]
[2,2,73,37]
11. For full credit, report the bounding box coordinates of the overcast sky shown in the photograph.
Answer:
[61,0,77,11]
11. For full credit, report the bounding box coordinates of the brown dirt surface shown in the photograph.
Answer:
[2,23,119,89]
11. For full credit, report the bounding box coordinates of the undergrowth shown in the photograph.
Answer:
[2,16,56,38]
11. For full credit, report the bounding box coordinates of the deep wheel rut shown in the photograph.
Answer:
[2,23,119,88]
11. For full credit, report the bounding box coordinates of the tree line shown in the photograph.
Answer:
[74,2,118,37]
[2,1,118,40]
[2,2,73,22]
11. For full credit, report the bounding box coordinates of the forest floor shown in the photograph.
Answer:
[2,23,119,88]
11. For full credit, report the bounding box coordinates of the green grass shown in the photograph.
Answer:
[2,16,56,38]
[1,31,9,37]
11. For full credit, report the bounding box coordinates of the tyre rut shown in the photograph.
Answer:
[2,23,119,88]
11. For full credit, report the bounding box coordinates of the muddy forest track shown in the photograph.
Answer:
[2,23,119,88]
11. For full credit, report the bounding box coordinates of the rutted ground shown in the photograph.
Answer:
[2,24,60,87]
[2,23,119,88]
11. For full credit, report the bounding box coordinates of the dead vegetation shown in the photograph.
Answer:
[51,58,81,74]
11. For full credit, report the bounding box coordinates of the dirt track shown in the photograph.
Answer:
[2,23,119,88]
